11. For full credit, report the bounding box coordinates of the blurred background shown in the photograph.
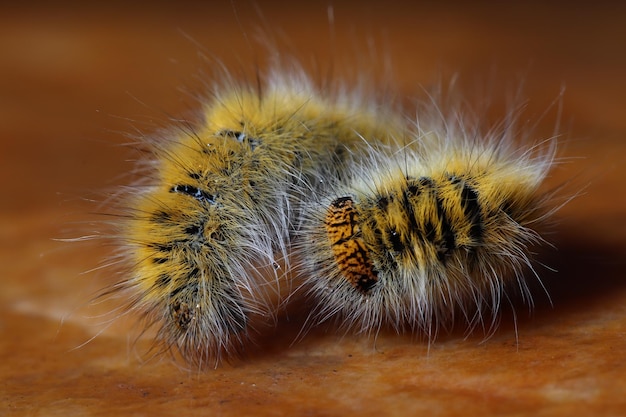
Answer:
[1,1,625,415]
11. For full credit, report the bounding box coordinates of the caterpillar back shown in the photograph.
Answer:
[113,68,403,367]
[299,97,560,340]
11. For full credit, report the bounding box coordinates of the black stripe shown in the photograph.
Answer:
[410,177,456,257]
[170,184,216,204]
[169,268,200,299]
[404,177,430,237]
[372,223,398,271]
[435,193,456,260]
[404,186,419,232]
[169,284,186,298]
[151,210,171,223]
[459,181,483,243]
[154,274,171,288]
[150,242,173,253]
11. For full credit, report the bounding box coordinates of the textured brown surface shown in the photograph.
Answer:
[2,2,626,416]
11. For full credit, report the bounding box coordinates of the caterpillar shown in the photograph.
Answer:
[112,68,403,367]
[297,95,560,341]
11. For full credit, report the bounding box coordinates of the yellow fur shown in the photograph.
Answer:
[299,105,557,339]
[120,71,403,367]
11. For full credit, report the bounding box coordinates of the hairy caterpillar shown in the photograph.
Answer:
[297,95,560,340]
[112,68,403,367]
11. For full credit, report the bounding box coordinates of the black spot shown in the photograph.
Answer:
[152,257,168,264]
[334,145,346,160]
[219,129,247,142]
[419,177,434,187]
[169,285,186,299]
[407,184,420,196]
[150,243,174,253]
[388,227,405,253]
[151,211,171,223]
[356,274,377,293]
[218,129,261,150]
[154,274,171,287]
[170,184,216,204]
[188,172,201,180]
[184,224,201,236]
[377,196,389,211]
[188,267,200,279]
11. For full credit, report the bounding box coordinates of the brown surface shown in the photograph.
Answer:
[2,2,626,416]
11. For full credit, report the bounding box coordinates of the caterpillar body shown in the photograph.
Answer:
[117,70,402,366]
[298,103,558,340]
